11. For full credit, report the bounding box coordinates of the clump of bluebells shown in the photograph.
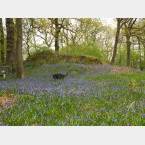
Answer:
[0,63,145,126]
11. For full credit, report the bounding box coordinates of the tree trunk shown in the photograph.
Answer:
[16,18,24,78]
[26,27,31,58]
[54,18,59,51]
[6,18,15,65]
[66,26,69,46]
[110,19,121,65]
[124,18,137,67]
[126,35,131,66]
[30,18,37,50]
[0,18,5,64]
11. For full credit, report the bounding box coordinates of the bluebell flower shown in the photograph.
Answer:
[101,121,105,126]
[112,118,118,123]
[3,104,8,109]
[99,108,106,112]
[132,109,136,114]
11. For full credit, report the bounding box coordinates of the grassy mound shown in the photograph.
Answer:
[25,50,102,66]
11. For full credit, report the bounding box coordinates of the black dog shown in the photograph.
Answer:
[53,73,68,79]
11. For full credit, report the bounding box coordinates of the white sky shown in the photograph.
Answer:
[100,18,116,28]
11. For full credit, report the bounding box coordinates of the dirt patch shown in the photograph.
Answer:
[0,93,16,107]
[109,66,141,74]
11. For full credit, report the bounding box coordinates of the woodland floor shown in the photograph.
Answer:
[0,63,145,126]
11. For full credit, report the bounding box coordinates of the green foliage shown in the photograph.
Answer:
[29,46,52,56]
[115,46,127,66]
[130,49,141,69]
[60,41,103,60]
[34,59,47,66]
[115,45,144,69]
[24,49,53,67]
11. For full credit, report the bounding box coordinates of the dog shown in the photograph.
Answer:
[53,73,68,79]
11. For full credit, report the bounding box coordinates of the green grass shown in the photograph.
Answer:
[1,91,145,126]
[86,73,145,81]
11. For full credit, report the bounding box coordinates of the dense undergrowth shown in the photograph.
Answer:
[0,63,145,126]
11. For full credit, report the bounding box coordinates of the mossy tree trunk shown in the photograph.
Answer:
[126,35,131,66]
[6,18,15,66]
[16,18,24,78]
[110,19,122,65]
[124,18,137,67]
[54,18,59,51]
[0,18,5,65]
